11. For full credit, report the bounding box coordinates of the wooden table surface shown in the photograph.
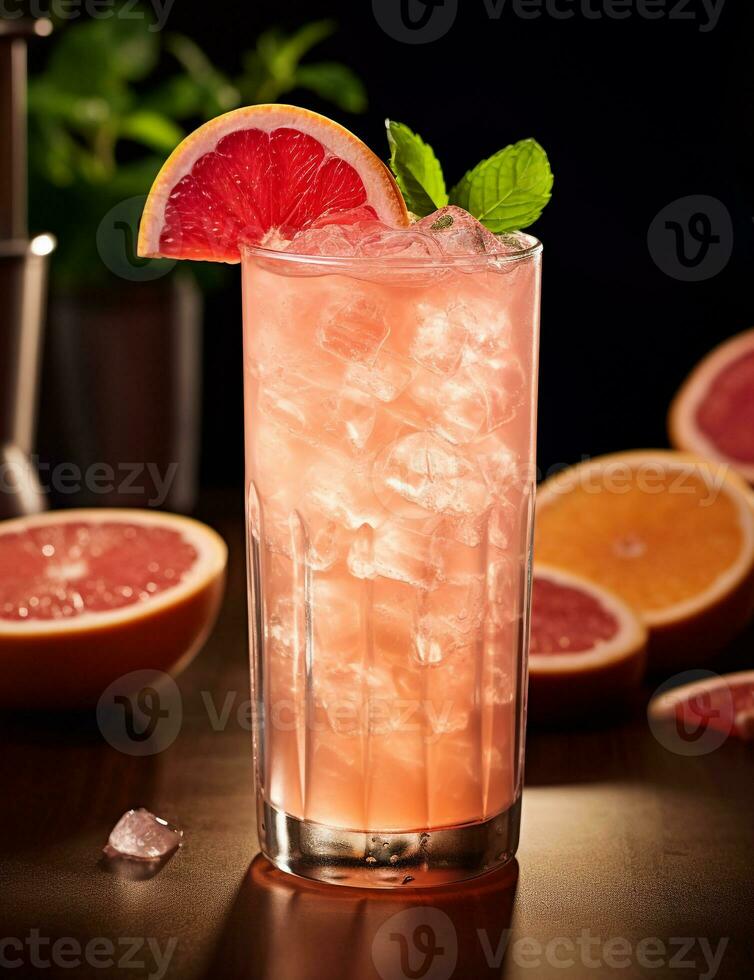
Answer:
[1,496,752,980]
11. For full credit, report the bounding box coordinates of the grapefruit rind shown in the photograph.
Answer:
[668,328,754,484]
[647,669,754,719]
[648,669,754,741]
[527,564,648,725]
[535,451,754,670]
[138,104,409,262]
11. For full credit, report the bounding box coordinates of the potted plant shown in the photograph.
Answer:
[29,11,366,510]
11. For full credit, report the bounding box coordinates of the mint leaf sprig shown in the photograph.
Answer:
[386,120,553,233]
[386,121,448,215]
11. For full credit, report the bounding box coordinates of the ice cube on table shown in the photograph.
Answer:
[373,432,490,518]
[105,808,182,861]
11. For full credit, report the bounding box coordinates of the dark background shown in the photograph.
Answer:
[175,0,754,491]
[38,0,754,492]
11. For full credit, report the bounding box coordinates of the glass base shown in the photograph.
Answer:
[258,797,521,889]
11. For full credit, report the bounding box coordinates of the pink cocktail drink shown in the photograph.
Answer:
[242,216,541,886]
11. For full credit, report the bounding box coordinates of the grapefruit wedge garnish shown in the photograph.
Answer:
[534,451,754,672]
[648,670,754,743]
[0,509,227,708]
[669,328,754,484]
[528,565,647,725]
[138,104,409,263]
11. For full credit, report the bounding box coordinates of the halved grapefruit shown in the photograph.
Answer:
[528,565,647,725]
[648,669,754,742]
[534,451,754,672]
[669,328,754,484]
[0,509,227,708]
[138,104,409,263]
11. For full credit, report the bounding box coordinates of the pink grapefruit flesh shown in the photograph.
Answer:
[528,565,648,725]
[670,328,754,484]
[0,509,227,708]
[138,105,409,263]
[530,576,621,655]
[0,520,199,621]
[648,670,754,742]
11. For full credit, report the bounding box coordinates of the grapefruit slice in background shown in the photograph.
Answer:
[669,328,754,484]
[534,451,754,672]
[0,510,227,708]
[648,670,754,742]
[138,104,409,263]
[528,565,647,725]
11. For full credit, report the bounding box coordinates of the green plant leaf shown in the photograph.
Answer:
[386,120,447,217]
[258,20,335,81]
[29,81,111,128]
[295,62,367,113]
[111,20,160,81]
[45,18,158,92]
[166,34,239,118]
[237,20,365,111]
[109,157,164,197]
[142,76,206,120]
[29,119,80,186]
[119,111,183,153]
[450,138,553,232]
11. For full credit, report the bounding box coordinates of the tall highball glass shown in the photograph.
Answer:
[242,238,541,887]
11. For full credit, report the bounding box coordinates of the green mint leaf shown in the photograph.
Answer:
[450,138,553,232]
[386,120,448,217]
